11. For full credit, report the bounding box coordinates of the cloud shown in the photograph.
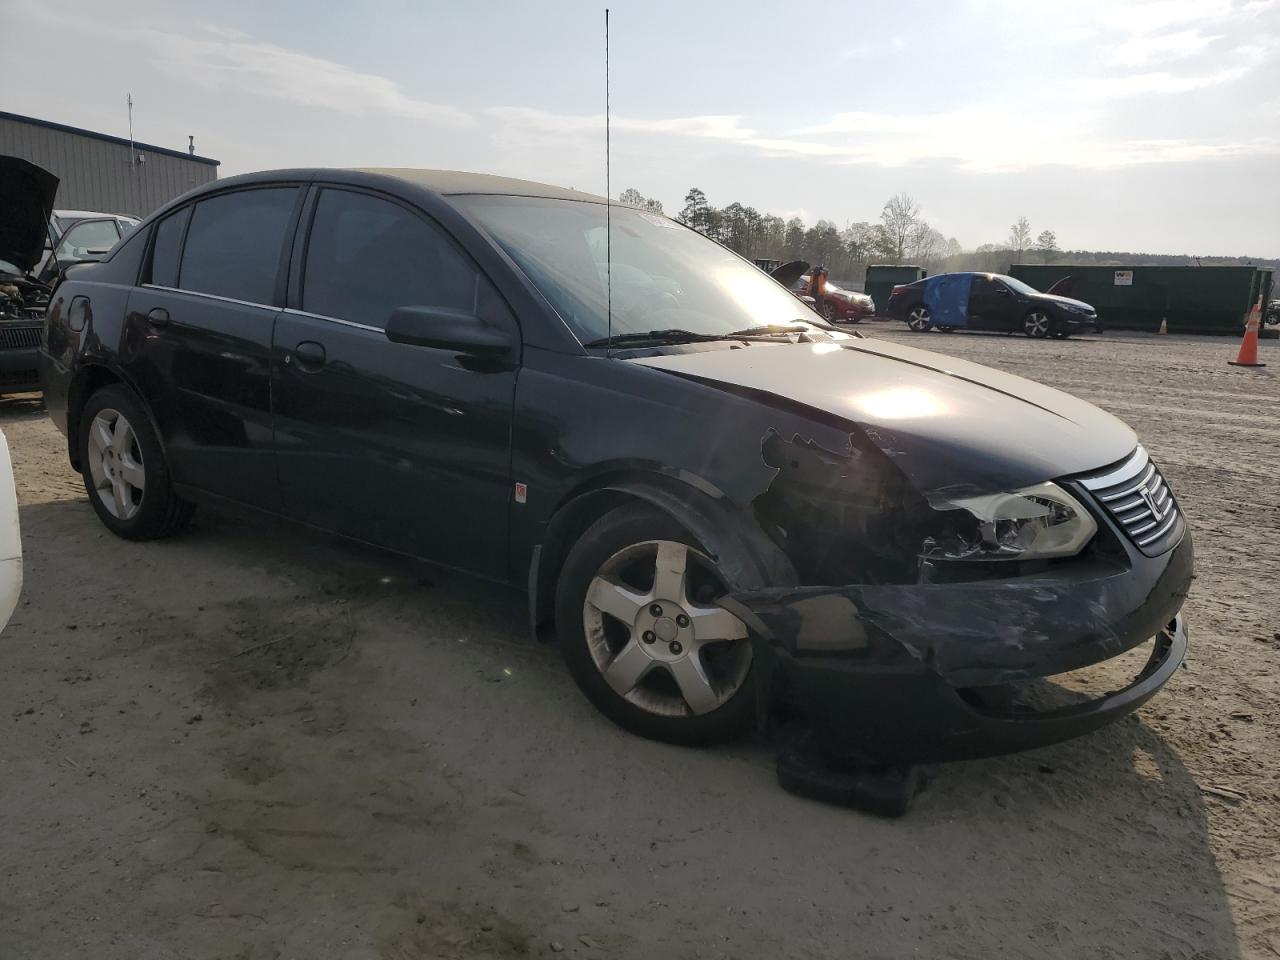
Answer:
[5,3,472,127]
[487,107,754,140]
[1082,38,1273,96]
[1101,0,1234,33]
[140,27,474,126]
[1112,28,1222,65]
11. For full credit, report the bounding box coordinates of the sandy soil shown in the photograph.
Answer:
[1,329,1277,959]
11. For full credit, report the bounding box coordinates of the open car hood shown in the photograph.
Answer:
[631,336,1136,495]
[0,156,59,274]
[769,260,809,289]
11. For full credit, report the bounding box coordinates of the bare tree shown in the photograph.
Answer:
[619,187,664,215]
[1036,229,1060,263]
[879,193,923,263]
[1009,216,1033,255]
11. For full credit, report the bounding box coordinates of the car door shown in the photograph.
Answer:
[125,185,303,509]
[271,185,519,579]
[967,275,1020,330]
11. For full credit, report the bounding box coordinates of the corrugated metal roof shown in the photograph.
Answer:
[0,111,219,167]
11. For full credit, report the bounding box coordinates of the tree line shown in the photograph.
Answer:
[614,186,1276,282]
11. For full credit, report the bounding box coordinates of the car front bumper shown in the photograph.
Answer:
[724,529,1192,765]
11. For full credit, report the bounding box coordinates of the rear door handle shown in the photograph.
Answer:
[293,340,326,368]
[146,307,169,327]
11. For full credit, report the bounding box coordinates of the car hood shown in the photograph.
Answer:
[630,337,1136,495]
[0,157,59,274]
[1039,292,1094,311]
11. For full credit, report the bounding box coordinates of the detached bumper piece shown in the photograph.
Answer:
[776,725,932,817]
[771,617,1185,816]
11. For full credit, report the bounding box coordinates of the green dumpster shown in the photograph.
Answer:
[1008,263,1274,335]
[866,265,927,316]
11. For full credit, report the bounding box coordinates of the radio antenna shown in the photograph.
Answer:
[605,8,612,347]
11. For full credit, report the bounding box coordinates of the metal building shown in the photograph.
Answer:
[0,110,219,218]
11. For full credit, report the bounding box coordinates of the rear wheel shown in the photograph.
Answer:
[79,385,193,540]
[556,504,755,746]
[1023,311,1052,338]
[905,305,932,332]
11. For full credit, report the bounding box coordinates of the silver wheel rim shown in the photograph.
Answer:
[907,307,931,330]
[582,540,751,718]
[86,408,145,520]
[1025,312,1051,337]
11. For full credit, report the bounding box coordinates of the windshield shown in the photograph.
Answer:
[0,258,23,277]
[458,196,818,342]
[997,274,1043,297]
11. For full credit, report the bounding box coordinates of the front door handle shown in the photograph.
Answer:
[146,307,169,327]
[293,340,327,368]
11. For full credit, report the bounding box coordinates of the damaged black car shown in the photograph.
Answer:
[0,156,60,394]
[38,169,1191,788]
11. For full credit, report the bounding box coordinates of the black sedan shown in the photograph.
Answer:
[38,168,1189,777]
[885,272,1101,338]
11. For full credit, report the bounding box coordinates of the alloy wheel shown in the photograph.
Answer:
[906,306,932,331]
[86,408,145,520]
[582,540,751,718]
[1024,312,1052,338]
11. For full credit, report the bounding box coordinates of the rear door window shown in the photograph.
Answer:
[149,206,191,288]
[301,188,478,329]
[179,187,298,304]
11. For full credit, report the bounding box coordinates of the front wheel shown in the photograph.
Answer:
[79,385,193,540]
[1023,311,1053,338]
[556,504,755,746]
[905,305,932,331]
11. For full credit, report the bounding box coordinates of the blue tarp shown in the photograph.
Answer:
[923,273,973,328]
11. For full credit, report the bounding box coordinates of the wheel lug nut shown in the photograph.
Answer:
[649,604,663,616]
[642,631,656,644]
[676,614,690,628]
[668,641,682,655]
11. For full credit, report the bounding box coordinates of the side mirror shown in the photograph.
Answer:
[385,305,513,356]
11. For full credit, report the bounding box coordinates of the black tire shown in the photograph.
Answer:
[905,304,932,332]
[1023,310,1053,338]
[78,384,193,540]
[555,503,756,746]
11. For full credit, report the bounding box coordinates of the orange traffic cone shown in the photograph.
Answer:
[1229,305,1265,368]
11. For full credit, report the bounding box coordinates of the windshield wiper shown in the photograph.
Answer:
[584,323,828,349]
[724,323,815,337]
[583,328,726,347]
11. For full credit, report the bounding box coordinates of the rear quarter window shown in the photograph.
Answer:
[178,188,298,304]
[149,206,191,288]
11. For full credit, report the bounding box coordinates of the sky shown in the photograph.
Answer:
[3,0,1278,257]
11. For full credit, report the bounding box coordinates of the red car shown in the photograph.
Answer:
[793,274,876,323]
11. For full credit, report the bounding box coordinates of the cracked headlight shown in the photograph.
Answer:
[923,482,1097,561]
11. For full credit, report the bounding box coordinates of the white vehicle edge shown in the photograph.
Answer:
[0,430,22,630]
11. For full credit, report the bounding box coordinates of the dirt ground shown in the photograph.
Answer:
[1,328,1277,960]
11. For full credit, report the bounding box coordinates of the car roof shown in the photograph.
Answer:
[353,168,604,202]
[53,209,138,221]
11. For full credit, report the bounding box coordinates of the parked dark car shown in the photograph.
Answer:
[0,156,60,394]
[39,168,1190,769]
[886,272,1100,338]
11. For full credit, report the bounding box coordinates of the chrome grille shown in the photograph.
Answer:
[0,325,42,350]
[1078,446,1181,555]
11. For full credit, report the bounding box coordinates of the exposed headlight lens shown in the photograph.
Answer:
[923,482,1097,561]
